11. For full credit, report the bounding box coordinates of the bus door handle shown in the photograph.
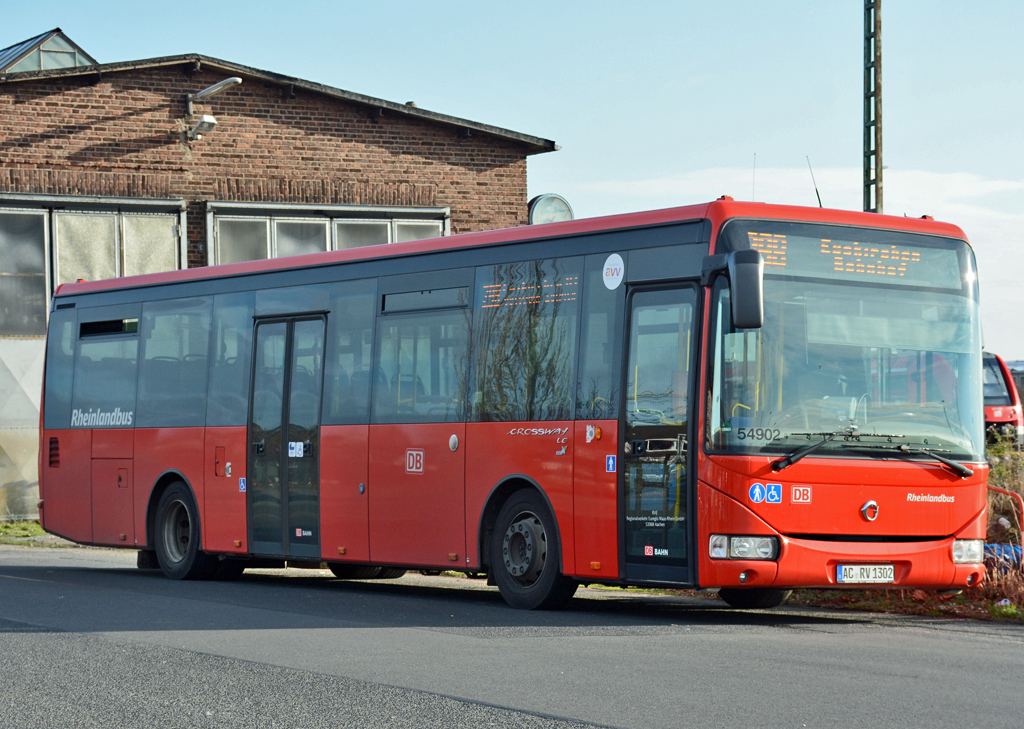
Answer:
[252,442,266,456]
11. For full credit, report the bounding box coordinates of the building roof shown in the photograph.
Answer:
[0,28,96,73]
[0,51,557,155]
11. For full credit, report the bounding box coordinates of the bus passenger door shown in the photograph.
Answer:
[621,286,698,585]
[248,317,326,559]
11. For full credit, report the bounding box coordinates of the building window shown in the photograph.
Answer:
[0,210,47,336]
[212,207,447,265]
[54,211,181,286]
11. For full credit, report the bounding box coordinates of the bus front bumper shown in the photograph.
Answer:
[761,535,984,589]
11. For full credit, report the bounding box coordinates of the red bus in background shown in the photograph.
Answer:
[982,351,1023,445]
[38,199,988,609]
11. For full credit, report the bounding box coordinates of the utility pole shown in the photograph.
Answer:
[864,0,882,213]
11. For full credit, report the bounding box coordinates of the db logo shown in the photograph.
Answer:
[644,545,654,556]
[792,486,812,504]
[406,449,424,474]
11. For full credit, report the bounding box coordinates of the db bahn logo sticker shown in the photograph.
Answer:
[749,483,782,504]
[406,449,424,474]
[792,486,812,503]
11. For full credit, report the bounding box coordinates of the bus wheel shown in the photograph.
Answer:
[491,490,577,610]
[329,564,382,579]
[154,482,216,580]
[376,568,407,579]
[718,588,793,609]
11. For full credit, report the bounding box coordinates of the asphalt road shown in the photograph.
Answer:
[0,545,1022,729]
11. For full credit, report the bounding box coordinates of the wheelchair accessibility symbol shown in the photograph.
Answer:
[749,482,782,504]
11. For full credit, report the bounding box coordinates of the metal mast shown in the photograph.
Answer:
[864,0,882,213]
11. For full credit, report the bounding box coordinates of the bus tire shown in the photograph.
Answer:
[491,489,577,610]
[329,564,382,579]
[154,481,217,580]
[376,568,407,579]
[718,588,792,609]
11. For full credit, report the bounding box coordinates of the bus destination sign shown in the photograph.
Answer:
[747,231,962,289]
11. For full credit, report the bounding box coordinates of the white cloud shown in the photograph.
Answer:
[567,168,1024,358]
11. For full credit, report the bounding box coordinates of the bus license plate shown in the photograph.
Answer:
[837,564,894,584]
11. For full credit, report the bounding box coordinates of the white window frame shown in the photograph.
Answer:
[333,218,393,249]
[392,219,446,244]
[207,202,450,266]
[0,194,186,313]
[274,217,330,257]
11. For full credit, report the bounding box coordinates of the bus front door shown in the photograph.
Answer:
[248,317,326,559]
[621,286,697,585]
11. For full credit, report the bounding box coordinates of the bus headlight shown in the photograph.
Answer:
[710,535,778,560]
[952,539,983,564]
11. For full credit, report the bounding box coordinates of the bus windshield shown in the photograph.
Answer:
[707,220,984,461]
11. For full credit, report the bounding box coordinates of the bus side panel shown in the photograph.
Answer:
[39,429,93,543]
[91,458,133,546]
[204,426,248,554]
[320,425,369,562]
[572,420,619,579]
[90,429,134,547]
[696,480,779,589]
[133,428,205,550]
[465,421,575,576]
[368,423,466,568]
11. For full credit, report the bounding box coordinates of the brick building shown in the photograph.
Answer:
[0,29,557,518]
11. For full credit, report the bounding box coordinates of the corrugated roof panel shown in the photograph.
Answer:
[0,29,54,72]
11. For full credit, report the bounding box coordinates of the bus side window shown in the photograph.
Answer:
[372,310,469,424]
[471,257,583,422]
[206,292,255,427]
[43,308,77,429]
[576,253,623,421]
[137,297,212,428]
[323,279,376,425]
[72,309,140,425]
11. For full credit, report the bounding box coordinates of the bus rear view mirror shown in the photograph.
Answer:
[727,249,764,329]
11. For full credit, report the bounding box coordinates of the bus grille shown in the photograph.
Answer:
[48,437,59,468]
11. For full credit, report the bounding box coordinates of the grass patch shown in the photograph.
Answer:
[0,520,45,540]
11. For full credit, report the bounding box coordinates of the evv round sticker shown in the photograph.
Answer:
[603,253,624,290]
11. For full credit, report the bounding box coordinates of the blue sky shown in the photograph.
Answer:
[6,1,1023,355]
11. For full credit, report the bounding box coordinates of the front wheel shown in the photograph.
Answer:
[718,588,792,609]
[490,490,577,610]
[154,482,216,580]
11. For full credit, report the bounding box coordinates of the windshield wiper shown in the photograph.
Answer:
[898,445,974,478]
[838,441,974,479]
[771,432,839,472]
[770,428,908,472]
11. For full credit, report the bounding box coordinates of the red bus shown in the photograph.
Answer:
[982,352,1023,446]
[38,199,988,609]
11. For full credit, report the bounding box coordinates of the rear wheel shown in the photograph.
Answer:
[491,490,577,610]
[154,482,216,580]
[376,568,407,579]
[718,588,792,609]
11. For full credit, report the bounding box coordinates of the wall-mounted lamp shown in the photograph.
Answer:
[186,76,242,115]
[188,115,217,141]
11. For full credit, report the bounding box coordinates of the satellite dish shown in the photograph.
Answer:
[528,193,574,225]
